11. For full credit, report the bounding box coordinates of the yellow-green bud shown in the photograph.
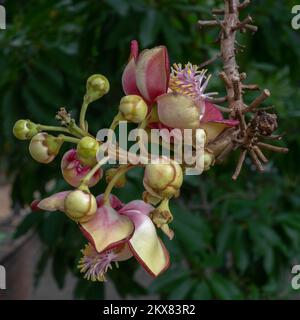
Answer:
[105,168,127,188]
[119,95,148,123]
[204,150,215,171]
[29,133,62,164]
[13,119,38,140]
[64,189,97,222]
[143,160,183,199]
[85,74,110,103]
[77,137,100,166]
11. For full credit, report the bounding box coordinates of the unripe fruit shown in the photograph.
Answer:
[77,137,100,167]
[64,190,97,222]
[13,119,38,140]
[29,133,62,164]
[85,74,110,103]
[119,95,148,123]
[143,160,183,199]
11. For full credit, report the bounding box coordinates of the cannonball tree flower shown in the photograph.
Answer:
[122,40,169,105]
[35,193,170,279]
[156,62,239,141]
[61,149,102,188]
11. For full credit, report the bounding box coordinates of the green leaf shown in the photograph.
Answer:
[192,281,212,300]
[216,221,233,254]
[40,212,66,246]
[208,274,242,300]
[14,212,44,238]
[139,10,160,47]
[168,278,196,300]
[148,268,190,294]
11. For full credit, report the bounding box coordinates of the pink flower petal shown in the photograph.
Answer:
[80,205,134,253]
[119,200,154,217]
[37,191,70,212]
[96,194,124,210]
[136,46,169,103]
[130,40,139,60]
[122,58,141,96]
[201,101,239,126]
[122,40,141,96]
[122,209,170,277]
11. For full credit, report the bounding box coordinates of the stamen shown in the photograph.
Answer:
[169,63,218,101]
[78,244,118,282]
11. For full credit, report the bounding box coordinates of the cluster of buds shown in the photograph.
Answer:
[13,1,287,282]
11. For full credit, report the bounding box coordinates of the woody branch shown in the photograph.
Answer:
[198,0,288,180]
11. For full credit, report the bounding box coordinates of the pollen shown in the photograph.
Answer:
[169,62,217,101]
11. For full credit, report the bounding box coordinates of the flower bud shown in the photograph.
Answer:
[150,198,174,240]
[13,119,39,140]
[64,189,97,222]
[157,93,204,129]
[105,168,127,188]
[77,137,100,167]
[85,74,110,103]
[119,95,148,123]
[143,160,183,199]
[203,150,215,171]
[29,133,62,163]
[61,149,102,187]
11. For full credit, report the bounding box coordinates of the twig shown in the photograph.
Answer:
[238,0,251,10]
[242,84,259,91]
[257,142,289,153]
[231,16,253,32]
[232,149,247,180]
[242,89,271,113]
[207,96,228,104]
[245,24,258,33]
[198,20,220,28]
[249,149,264,172]
[199,54,221,69]
[253,145,268,163]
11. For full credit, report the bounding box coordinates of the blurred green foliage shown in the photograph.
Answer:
[0,0,300,299]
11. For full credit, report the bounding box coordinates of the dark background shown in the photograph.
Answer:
[0,0,299,299]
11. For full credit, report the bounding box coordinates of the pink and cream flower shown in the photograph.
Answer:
[35,192,170,280]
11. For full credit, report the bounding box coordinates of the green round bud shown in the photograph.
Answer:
[119,95,148,123]
[85,74,110,103]
[29,133,62,164]
[143,160,183,199]
[77,136,100,166]
[64,189,97,222]
[13,119,38,140]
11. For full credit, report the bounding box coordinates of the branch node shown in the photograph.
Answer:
[232,16,253,32]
